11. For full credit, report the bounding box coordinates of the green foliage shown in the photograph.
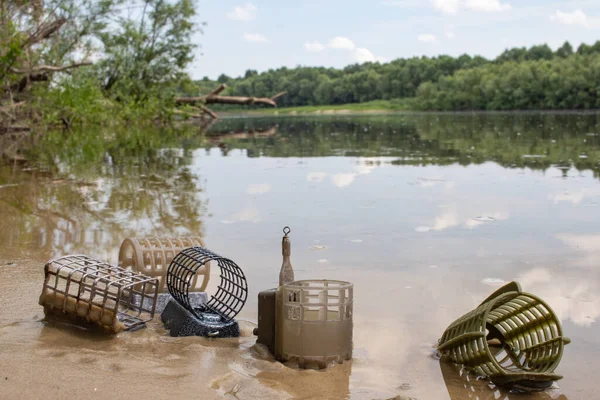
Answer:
[416,54,600,111]
[1,0,199,129]
[97,0,197,104]
[198,40,600,112]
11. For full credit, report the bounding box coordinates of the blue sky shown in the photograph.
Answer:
[188,0,600,79]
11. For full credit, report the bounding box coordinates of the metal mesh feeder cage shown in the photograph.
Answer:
[39,255,158,333]
[437,281,570,390]
[161,246,248,338]
[275,280,353,369]
[118,236,209,292]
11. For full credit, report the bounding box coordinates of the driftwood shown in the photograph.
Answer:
[175,84,286,120]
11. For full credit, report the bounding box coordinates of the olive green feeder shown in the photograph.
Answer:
[438,281,570,390]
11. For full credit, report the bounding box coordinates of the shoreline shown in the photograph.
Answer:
[217,107,600,118]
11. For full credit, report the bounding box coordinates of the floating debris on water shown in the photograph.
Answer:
[472,216,496,222]
[481,278,506,286]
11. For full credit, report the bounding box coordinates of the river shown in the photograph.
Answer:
[1,113,598,399]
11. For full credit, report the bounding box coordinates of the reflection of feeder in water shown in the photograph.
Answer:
[118,236,209,292]
[438,281,570,391]
[161,246,248,338]
[255,227,354,369]
[39,255,158,333]
[440,359,569,400]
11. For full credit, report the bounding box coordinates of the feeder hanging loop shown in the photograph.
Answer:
[279,226,294,286]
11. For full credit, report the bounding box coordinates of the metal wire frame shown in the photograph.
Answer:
[40,255,159,331]
[118,236,209,292]
[438,282,568,386]
[166,247,247,321]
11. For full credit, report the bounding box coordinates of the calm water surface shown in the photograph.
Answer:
[1,113,599,399]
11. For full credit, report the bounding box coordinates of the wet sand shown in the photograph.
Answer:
[0,257,587,400]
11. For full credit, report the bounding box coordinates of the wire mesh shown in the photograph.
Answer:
[437,281,568,386]
[166,247,247,321]
[39,255,158,332]
[118,236,209,292]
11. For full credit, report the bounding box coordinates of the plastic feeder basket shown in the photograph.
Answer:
[118,236,209,292]
[39,255,159,333]
[276,280,353,369]
[161,247,248,337]
[437,281,570,388]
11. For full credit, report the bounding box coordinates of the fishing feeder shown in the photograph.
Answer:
[39,255,158,333]
[161,246,248,338]
[118,236,209,292]
[437,281,570,389]
[255,227,354,369]
[276,280,353,368]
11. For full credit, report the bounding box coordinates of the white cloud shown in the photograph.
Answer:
[331,173,356,188]
[226,3,257,21]
[381,0,423,6]
[417,209,509,232]
[445,31,456,39]
[354,47,385,63]
[432,0,510,14]
[550,188,600,204]
[328,36,356,50]
[304,41,326,53]
[247,183,272,195]
[465,0,511,12]
[551,9,588,26]
[321,37,384,64]
[432,211,460,231]
[307,172,328,182]
[243,33,268,43]
[518,267,600,327]
[433,0,460,14]
[418,34,438,43]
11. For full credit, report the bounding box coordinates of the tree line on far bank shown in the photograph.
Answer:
[202,41,600,111]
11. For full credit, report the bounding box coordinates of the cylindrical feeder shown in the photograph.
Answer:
[162,247,248,337]
[118,236,209,292]
[39,255,158,333]
[438,281,570,389]
[276,279,353,368]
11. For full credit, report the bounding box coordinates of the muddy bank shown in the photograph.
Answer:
[0,258,584,400]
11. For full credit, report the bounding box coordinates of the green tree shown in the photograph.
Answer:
[98,0,197,102]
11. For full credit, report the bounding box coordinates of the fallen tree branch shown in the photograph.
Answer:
[199,105,218,119]
[173,109,203,119]
[271,91,287,101]
[174,85,287,119]
[10,62,92,74]
[25,18,67,46]
[208,84,227,97]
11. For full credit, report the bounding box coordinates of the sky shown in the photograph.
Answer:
[188,0,600,80]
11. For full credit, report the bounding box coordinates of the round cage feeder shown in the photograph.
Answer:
[39,255,159,333]
[277,279,353,368]
[118,236,209,293]
[166,247,247,322]
[437,282,570,388]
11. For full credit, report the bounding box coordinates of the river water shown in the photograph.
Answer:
[1,113,599,399]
